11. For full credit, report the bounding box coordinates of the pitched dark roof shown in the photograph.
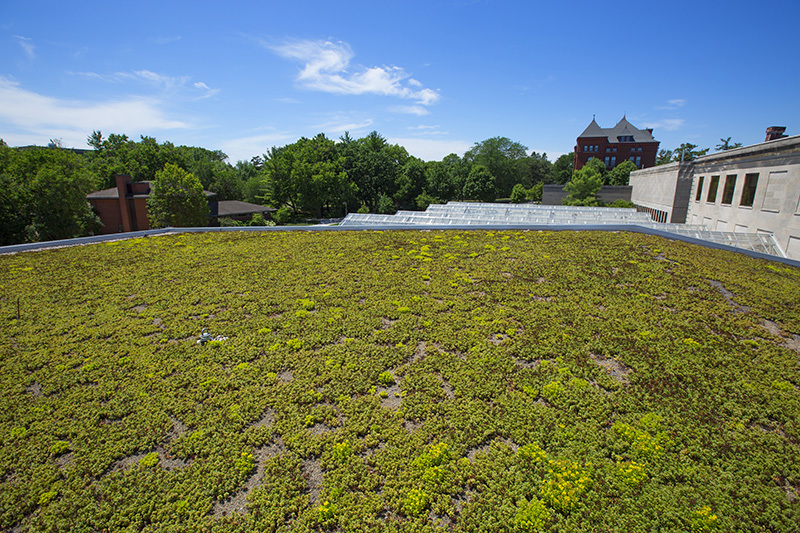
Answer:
[216,200,276,217]
[86,187,121,199]
[87,181,216,199]
[578,118,605,138]
[577,116,657,143]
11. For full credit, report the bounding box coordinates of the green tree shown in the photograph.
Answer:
[262,134,355,218]
[339,131,406,212]
[415,191,439,210]
[147,163,209,228]
[715,137,743,151]
[551,153,574,184]
[564,162,603,206]
[395,158,427,209]
[462,165,496,202]
[510,183,527,203]
[516,151,553,186]
[527,182,543,202]
[0,145,101,244]
[464,137,528,197]
[655,149,674,165]
[606,160,637,186]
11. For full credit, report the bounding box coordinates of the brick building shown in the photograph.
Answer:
[87,175,274,233]
[574,116,660,171]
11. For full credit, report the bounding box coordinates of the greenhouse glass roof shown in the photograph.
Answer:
[338,202,786,257]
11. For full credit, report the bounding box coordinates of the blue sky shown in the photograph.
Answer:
[2,0,799,163]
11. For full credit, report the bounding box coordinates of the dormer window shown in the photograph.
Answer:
[618,135,634,142]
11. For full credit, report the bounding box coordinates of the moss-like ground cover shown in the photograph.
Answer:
[1,230,799,532]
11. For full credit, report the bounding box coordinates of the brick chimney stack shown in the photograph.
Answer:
[765,126,787,142]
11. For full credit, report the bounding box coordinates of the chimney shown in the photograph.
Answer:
[765,126,787,142]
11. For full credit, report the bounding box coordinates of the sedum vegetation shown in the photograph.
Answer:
[1,229,799,532]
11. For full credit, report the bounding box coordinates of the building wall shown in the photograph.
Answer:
[629,162,694,223]
[543,185,632,206]
[89,198,125,234]
[686,137,800,259]
[574,139,659,171]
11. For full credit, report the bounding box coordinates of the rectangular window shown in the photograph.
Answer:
[583,145,588,151]
[706,175,720,203]
[695,176,705,201]
[604,156,610,167]
[721,174,737,204]
[612,148,617,152]
[610,156,616,167]
[635,156,641,166]
[740,173,759,207]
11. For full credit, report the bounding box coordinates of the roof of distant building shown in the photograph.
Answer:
[87,181,216,199]
[216,200,276,217]
[578,116,657,143]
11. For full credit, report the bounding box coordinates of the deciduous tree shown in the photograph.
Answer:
[606,160,637,186]
[147,163,209,228]
[462,165,496,202]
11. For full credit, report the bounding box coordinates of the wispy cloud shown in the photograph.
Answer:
[656,98,686,110]
[193,81,220,99]
[643,118,685,131]
[0,76,189,147]
[267,39,440,109]
[311,113,374,134]
[152,35,182,45]
[14,35,35,60]
[389,104,430,116]
[127,70,190,90]
[72,69,218,98]
[407,125,448,136]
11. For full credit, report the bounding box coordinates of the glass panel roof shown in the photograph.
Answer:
[338,202,785,257]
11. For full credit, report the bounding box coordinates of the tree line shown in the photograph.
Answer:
[0,132,575,245]
[4,129,733,246]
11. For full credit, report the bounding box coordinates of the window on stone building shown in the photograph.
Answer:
[740,173,759,207]
[721,175,737,205]
[707,175,720,203]
[695,176,705,201]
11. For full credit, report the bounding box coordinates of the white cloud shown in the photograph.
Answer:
[408,125,447,135]
[389,105,430,116]
[14,35,35,60]
[388,137,472,162]
[269,39,440,108]
[129,70,190,90]
[218,131,296,163]
[72,69,194,92]
[311,113,374,135]
[643,118,685,131]
[656,98,686,110]
[193,81,220,99]
[0,76,189,148]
